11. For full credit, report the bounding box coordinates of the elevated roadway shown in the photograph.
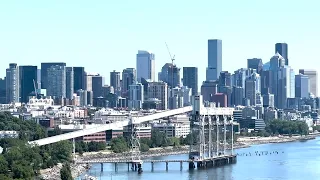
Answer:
[29,106,193,146]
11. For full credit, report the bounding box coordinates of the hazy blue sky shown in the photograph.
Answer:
[0,0,319,84]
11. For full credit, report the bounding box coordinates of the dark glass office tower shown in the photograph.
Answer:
[19,66,37,103]
[73,67,85,92]
[275,43,288,65]
[0,78,6,104]
[92,75,103,98]
[206,39,222,81]
[41,62,66,89]
[66,67,74,99]
[183,67,198,95]
[247,58,263,74]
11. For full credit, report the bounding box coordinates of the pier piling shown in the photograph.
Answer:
[114,162,118,172]
[166,162,168,171]
[151,162,154,171]
[100,163,103,172]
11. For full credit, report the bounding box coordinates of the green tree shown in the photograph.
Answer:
[140,143,149,152]
[110,137,128,153]
[170,137,180,147]
[60,163,73,180]
[0,174,11,180]
[0,155,8,174]
[151,129,168,147]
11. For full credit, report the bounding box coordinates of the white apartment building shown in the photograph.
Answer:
[153,123,190,138]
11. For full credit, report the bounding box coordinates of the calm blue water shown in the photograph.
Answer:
[79,137,320,180]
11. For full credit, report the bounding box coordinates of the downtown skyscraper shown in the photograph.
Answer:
[19,65,37,103]
[41,62,66,89]
[47,65,66,98]
[136,50,155,82]
[183,67,198,95]
[206,39,222,81]
[6,63,19,103]
[275,43,288,65]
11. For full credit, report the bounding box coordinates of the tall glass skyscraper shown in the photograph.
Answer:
[73,67,85,92]
[295,74,309,98]
[41,62,66,89]
[136,50,155,82]
[183,67,198,95]
[47,65,66,98]
[6,63,19,103]
[66,67,74,99]
[275,43,288,65]
[19,66,37,103]
[206,39,222,81]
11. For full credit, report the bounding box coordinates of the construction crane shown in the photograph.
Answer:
[165,42,175,65]
[33,79,37,97]
[165,42,176,102]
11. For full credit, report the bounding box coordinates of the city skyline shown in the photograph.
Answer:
[0,1,319,85]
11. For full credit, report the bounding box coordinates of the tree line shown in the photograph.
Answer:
[109,129,235,153]
[240,119,309,136]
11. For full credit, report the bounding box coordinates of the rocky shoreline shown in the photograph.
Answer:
[39,163,90,180]
[39,134,318,179]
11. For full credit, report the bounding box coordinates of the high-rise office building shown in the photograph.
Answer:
[41,62,66,89]
[6,63,19,103]
[37,69,41,89]
[92,74,103,98]
[200,80,218,102]
[219,71,232,87]
[275,43,288,65]
[299,69,318,97]
[159,63,180,88]
[66,67,74,100]
[269,52,285,104]
[0,78,6,104]
[263,93,274,108]
[19,66,37,103]
[206,39,222,81]
[295,74,309,98]
[136,50,155,82]
[73,67,85,92]
[261,70,272,95]
[148,81,168,110]
[277,66,295,109]
[245,73,260,106]
[183,67,198,95]
[47,65,66,98]
[247,58,263,74]
[128,83,144,110]
[110,70,121,96]
[77,89,87,106]
[122,68,136,98]
[231,86,243,106]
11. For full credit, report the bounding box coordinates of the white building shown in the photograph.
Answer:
[153,123,190,138]
[0,131,19,139]
[136,50,155,82]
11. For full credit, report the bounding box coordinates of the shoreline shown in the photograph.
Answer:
[80,134,318,162]
[40,134,318,179]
